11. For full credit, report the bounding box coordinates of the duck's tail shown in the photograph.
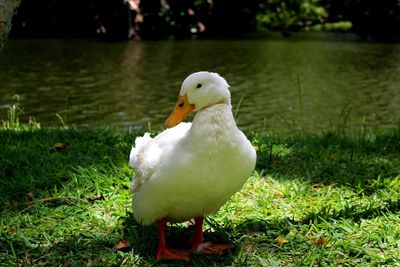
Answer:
[129,133,152,169]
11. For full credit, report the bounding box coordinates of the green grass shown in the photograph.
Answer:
[1,124,400,266]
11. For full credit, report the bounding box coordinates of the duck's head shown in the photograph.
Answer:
[165,71,231,128]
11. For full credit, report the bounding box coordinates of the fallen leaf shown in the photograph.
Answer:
[312,183,324,192]
[7,227,17,233]
[25,254,32,265]
[116,239,130,251]
[27,192,34,200]
[275,236,288,245]
[316,236,328,246]
[87,195,105,203]
[53,143,68,151]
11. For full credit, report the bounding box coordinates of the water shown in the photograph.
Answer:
[1,34,400,134]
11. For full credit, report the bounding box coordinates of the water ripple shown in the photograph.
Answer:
[0,36,399,133]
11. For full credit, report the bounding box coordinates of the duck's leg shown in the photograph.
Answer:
[156,219,189,261]
[190,217,233,254]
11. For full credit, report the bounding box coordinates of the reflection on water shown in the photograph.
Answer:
[0,34,399,134]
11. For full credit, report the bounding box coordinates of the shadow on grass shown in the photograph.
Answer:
[0,128,136,205]
[234,196,400,235]
[253,129,400,194]
[121,212,241,265]
[1,229,126,266]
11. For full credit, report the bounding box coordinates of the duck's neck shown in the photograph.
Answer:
[190,103,236,135]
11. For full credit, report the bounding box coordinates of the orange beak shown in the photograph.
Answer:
[164,94,195,128]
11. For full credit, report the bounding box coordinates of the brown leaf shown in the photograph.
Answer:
[116,239,130,251]
[27,192,34,200]
[316,236,328,246]
[7,227,17,233]
[53,143,68,151]
[86,195,105,203]
[25,254,33,265]
[275,236,288,246]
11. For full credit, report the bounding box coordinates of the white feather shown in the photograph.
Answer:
[129,133,152,168]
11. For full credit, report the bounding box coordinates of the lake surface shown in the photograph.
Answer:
[1,33,399,134]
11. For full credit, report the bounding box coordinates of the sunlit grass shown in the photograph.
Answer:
[1,95,40,131]
[1,113,399,265]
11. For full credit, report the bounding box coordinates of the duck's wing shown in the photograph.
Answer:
[129,122,191,192]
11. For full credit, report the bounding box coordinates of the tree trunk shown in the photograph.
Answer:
[0,0,21,52]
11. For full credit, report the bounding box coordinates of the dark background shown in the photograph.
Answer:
[9,0,400,41]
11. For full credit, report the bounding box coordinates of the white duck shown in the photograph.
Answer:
[129,71,256,260]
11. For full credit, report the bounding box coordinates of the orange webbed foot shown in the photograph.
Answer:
[156,247,190,261]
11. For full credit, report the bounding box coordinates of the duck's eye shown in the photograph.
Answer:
[196,83,202,89]
[178,101,184,108]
